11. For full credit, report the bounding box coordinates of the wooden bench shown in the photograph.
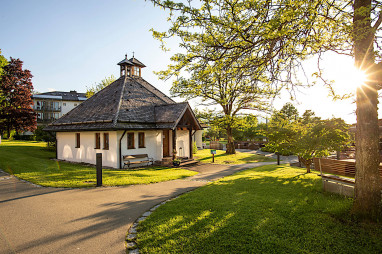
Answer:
[313,158,382,197]
[123,154,153,168]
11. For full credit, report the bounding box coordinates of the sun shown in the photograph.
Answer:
[347,65,367,90]
[324,56,368,93]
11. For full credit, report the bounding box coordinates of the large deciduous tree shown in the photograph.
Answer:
[0,57,36,137]
[152,0,382,220]
[352,0,382,220]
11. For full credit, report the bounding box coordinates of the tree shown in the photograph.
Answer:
[0,58,36,137]
[232,114,259,141]
[271,103,299,123]
[85,75,116,98]
[352,0,382,220]
[151,0,382,219]
[0,49,7,77]
[0,50,8,135]
[293,117,350,173]
[266,110,350,173]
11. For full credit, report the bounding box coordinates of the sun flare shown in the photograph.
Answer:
[348,66,367,90]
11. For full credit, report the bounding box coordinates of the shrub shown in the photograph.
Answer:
[193,141,198,154]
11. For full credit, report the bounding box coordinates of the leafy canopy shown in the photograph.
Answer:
[265,106,350,172]
[86,75,116,98]
[0,57,36,136]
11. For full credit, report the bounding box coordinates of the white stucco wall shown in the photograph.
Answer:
[176,130,190,158]
[57,131,118,168]
[193,130,203,149]
[57,129,194,168]
[61,101,82,115]
[119,130,162,167]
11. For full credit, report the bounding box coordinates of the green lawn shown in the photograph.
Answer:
[0,140,197,188]
[194,149,275,164]
[137,165,382,253]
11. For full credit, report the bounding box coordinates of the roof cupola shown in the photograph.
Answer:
[117,54,146,77]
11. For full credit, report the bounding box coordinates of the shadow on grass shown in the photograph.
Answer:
[137,169,382,254]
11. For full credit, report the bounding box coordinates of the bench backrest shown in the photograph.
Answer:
[313,158,382,178]
[123,154,149,160]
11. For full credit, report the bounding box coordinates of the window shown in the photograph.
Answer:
[103,133,109,150]
[75,133,80,148]
[127,133,135,149]
[134,67,140,76]
[138,132,145,148]
[95,133,100,149]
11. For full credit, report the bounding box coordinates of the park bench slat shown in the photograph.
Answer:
[123,154,153,168]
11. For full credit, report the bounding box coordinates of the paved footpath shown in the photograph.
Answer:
[0,161,276,254]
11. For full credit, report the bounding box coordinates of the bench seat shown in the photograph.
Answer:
[123,154,153,168]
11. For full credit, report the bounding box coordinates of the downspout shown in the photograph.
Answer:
[119,130,127,169]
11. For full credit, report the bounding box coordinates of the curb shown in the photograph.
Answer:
[125,194,187,253]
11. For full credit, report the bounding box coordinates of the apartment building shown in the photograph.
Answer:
[32,90,87,125]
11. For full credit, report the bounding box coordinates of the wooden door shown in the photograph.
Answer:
[163,130,169,157]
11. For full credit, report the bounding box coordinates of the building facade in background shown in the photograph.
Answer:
[32,91,87,125]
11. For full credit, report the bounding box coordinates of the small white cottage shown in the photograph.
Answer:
[45,55,202,168]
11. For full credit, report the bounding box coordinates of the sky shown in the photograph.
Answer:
[1,0,375,124]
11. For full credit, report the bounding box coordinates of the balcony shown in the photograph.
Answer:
[34,106,61,112]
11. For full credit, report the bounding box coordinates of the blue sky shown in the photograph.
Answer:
[1,0,177,95]
[1,0,365,123]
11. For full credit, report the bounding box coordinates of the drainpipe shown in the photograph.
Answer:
[119,130,127,169]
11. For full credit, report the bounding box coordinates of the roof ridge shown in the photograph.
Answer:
[113,76,128,127]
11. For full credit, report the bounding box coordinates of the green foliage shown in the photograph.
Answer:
[34,125,56,142]
[0,49,8,78]
[232,114,261,141]
[192,141,198,154]
[0,140,197,187]
[265,107,350,171]
[0,57,36,136]
[137,165,382,253]
[86,75,116,98]
[151,0,352,91]
[194,108,224,141]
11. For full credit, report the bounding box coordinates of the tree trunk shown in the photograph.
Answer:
[299,157,312,173]
[354,83,381,219]
[352,0,382,220]
[7,122,10,139]
[226,127,236,154]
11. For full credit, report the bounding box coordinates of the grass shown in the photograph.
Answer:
[194,149,275,164]
[137,165,382,253]
[0,140,197,188]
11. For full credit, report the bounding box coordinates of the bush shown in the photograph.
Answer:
[34,126,55,142]
[193,141,198,154]
[12,134,35,141]
[261,144,294,156]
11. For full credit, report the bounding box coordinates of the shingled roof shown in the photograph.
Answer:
[45,75,201,132]
[33,91,87,101]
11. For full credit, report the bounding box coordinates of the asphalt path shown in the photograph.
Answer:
[0,160,286,254]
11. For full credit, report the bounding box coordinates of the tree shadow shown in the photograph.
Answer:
[137,174,381,253]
